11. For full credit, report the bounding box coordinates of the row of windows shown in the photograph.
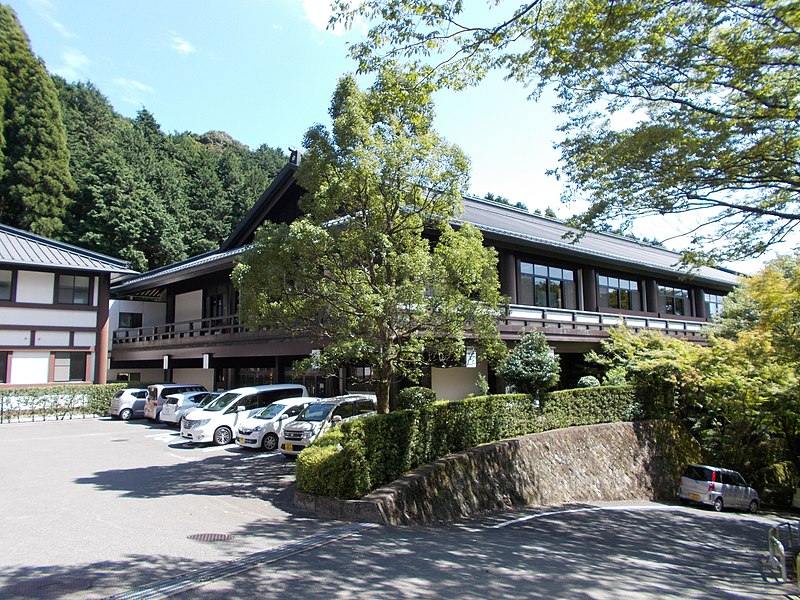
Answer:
[0,270,92,305]
[518,261,724,316]
[0,351,87,384]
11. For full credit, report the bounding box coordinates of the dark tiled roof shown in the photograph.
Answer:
[0,224,136,274]
[460,196,740,287]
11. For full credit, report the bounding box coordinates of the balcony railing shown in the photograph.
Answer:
[502,305,707,339]
[112,306,708,347]
[113,314,247,344]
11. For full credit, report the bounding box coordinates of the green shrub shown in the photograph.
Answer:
[395,386,436,411]
[0,383,127,422]
[541,385,638,430]
[576,375,600,388]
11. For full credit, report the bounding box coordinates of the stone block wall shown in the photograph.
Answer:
[294,420,702,526]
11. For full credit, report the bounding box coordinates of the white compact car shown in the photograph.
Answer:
[235,397,316,451]
[159,391,214,427]
[279,394,377,457]
[181,383,308,446]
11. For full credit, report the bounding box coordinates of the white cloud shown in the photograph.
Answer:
[299,0,353,36]
[26,0,74,38]
[52,48,89,81]
[171,35,196,55]
[113,77,156,106]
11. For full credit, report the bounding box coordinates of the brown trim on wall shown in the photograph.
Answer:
[0,300,98,312]
[0,324,97,332]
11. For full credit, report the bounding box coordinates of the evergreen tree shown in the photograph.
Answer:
[0,5,74,238]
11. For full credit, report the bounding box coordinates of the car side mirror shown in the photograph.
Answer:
[237,405,245,412]
[332,415,342,425]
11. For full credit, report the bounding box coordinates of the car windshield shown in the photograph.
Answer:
[295,403,334,422]
[196,393,218,408]
[254,403,286,420]
[202,392,239,412]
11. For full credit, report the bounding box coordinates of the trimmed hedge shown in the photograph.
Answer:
[297,385,642,499]
[541,385,640,430]
[0,383,127,422]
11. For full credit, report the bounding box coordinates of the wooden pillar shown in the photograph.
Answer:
[94,273,110,384]
[499,250,517,303]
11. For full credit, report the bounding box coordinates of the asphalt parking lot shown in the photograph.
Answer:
[1,417,798,599]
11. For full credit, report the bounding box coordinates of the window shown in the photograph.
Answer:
[0,351,7,383]
[0,270,12,301]
[518,262,577,309]
[332,402,355,420]
[598,275,642,311]
[119,312,143,328]
[57,274,91,305]
[705,292,725,317]
[53,352,87,382]
[659,285,690,316]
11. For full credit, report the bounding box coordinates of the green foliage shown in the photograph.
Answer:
[336,0,800,263]
[395,386,436,411]
[0,383,126,422]
[576,375,600,388]
[295,393,537,499]
[498,330,560,400]
[234,67,507,413]
[0,5,74,238]
[541,386,640,430]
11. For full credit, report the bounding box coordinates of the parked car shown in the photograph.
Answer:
[181,383,308,445]
[235,397,317,451]
[279,394,377,457]
[107,388,148,420]
[678,464,759,513]
[159,391,215,427]
[144,383,207,422]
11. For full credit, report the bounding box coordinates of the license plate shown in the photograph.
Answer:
[689,492,700,500]
[285,444,294,451]
[237,437,244,444]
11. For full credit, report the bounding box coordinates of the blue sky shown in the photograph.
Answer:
[7,0,566,214]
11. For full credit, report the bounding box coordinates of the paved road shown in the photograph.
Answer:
[0,418,797,598]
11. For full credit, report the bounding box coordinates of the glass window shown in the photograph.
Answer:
[659,285,690,316]
[519,261,577,309]
[0,270,12,301]
[705,292,725,317]
[598,275,642,311]
[332,402,355,420]
[0,351,7,383]
[53,352,87,382]
[57,275,91,305]
[119,312,143,328]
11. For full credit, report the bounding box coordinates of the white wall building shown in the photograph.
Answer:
[0,224,135,386]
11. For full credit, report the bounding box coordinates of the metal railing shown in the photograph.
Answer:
[113,314,247,344]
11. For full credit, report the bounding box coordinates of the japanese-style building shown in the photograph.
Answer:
[109,158,739,399]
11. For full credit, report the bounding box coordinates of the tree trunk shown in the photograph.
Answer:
[376,378,391,414]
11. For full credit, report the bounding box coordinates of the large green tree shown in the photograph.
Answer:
[0,5,74,238]
[233,68,507,413]
[336,0,800,263]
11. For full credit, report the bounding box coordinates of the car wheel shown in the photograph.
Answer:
[119,408,132,421]
[214,426,232,446]
[748,499,759,513]
[261,433,279,452]
[713,497,724,512]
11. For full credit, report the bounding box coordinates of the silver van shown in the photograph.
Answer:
[678,464,759,513]
[279,394,377,457]
[144,383,207,422]
[108,388,148,420]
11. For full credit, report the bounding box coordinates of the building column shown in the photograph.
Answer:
[693,288,706,319]
[582,268,597,312]
[499,250,517,303]
[94,273,110,384]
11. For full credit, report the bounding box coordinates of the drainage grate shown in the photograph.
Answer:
[187,533,235,542]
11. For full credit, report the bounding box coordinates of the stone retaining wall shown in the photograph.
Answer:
[294,420,702,526]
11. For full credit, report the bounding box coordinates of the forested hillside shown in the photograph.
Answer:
[0,5,286,272]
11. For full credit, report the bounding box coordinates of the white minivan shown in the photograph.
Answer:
[181,384,308,446]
